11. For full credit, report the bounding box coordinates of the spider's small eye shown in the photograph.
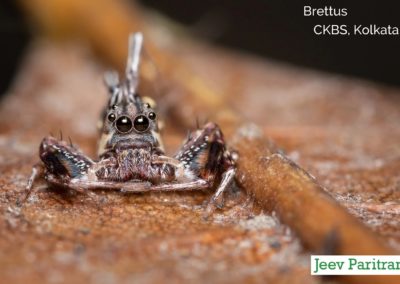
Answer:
[148,112,156,120]
[108,113,116,122]
[144,103,151,108]
[112,104,118,110]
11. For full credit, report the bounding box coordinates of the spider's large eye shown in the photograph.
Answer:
[148,112,156,120]
[116,116,133,133]
[108,113,116,122]
[133,115,149,132]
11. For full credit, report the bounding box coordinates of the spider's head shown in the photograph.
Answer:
[97,32,163,156]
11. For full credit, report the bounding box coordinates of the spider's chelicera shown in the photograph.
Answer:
[24,32,237,213]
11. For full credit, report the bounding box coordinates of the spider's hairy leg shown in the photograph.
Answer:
[18,162,44,206]
[39,136,94,179]
[174,122,237,214]
[60,178,210,193]
[22,136,95,203]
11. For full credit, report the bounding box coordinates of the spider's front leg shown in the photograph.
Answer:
[23,136,95,203]
[174,122,237,213]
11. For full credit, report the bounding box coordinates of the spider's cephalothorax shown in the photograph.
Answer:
[24,32,237,213]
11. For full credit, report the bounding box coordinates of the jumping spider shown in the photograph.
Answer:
[24,32,237,214]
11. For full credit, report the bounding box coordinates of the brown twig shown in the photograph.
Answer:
[231,127,399,284]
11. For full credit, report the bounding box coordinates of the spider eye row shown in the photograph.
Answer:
[107,111,157,133]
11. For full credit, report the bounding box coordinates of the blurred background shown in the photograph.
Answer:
[1,0,399,95]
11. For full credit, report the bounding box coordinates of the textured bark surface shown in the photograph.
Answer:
[0,42,314,284]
